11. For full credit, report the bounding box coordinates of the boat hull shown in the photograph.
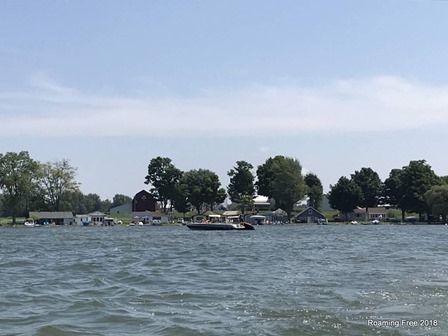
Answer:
[187,222,254,231]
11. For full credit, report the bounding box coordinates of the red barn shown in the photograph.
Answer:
[132,190,157,212]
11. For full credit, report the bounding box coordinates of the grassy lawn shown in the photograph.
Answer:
[0,217,26,226]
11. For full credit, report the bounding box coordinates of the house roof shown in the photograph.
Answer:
[353,207,388,214]
[254,195,269,203]
[222,210,240,216]
[296,206,325,217]
[29,211,74,219]
[273,208,287,216]
[88,211,106,216]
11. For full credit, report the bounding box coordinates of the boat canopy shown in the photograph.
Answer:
[250,215,266,219]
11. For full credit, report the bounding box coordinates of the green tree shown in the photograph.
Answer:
[227,160,255,214]
[182,169,226,214]
[39,159,80,211]
[304,173,323,210]
[256,156,306,217]
[398,160,439,220]
[351,167,383,219]
[239,193,255,213]
[66,190,88,214]
[0,151,40,224]
[100,199,112,213]
[425,185,448,223]
[145,157,182,214]
[111,194,132,208]
[439,175,448,185]
[65,191,111,214]
[384,168,403,208]
[172,181,191,216]
[328,176,362,220]
[82,193,102,213]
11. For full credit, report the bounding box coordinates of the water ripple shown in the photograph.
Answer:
[0,225,447,335]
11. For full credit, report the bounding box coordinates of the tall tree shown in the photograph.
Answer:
[256,156,306,217]
[351,167,383,217]
[304,173,323,210]
[100,198,112,213]
[145,157,182,214]
[39,159,80,211]
[384,168,405,219]
[172,181,191,217]
[425,185,448,223]
[182,169,226,214]
[328,176,362,220]
[399,160,440,219]
[227,160,255,214]
[0,151,40,224]
[385,160,440,221]
[82,193,102,213]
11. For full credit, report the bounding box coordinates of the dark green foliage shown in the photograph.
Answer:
[400,160,440,215]
[304,173,323,210]
[351,167,383,210]
[181,169,226,214]
[0,151,40,223]
[256,156,306,217]
[172,182,191,215]
[39,159,80,211]
[145,157,183,214]
[439,175,448,185]
[425,185,448,222]
[111,194,132,209]
[328,176,362,218]
[227,160,255,214]
[384,168,403,207]
[385,160,440,220]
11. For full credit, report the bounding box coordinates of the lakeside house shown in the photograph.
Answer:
[75,214,90,225]
[75,211,107,225]
[131,211,169,225]
[110,203,132,214]
[253,195,272,211]
[339,207,388,222]
[29,211,75,225]
[295,206,326,223]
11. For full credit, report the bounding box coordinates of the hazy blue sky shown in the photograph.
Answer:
[1,0,448,200]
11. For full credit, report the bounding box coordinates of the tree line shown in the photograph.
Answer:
[146,156,448,223]
[0,151,132,224]
[328,160,448,222]
[144,155,321,217]
[3,151,445,225]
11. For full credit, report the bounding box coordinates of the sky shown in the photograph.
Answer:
[1,0,448,200]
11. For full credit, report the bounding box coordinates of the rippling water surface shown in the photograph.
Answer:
[1,225,447,336]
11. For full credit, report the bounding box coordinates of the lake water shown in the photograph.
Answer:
[0,225,447,336]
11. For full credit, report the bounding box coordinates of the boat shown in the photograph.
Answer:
[250,215,266,225]
[24,221,35,227]
[186,222,255,231]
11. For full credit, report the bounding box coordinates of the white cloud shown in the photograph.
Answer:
[1,75,448,137]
